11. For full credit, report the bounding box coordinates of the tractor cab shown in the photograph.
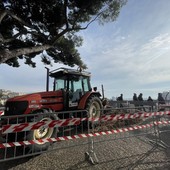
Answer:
[49,68,92,108]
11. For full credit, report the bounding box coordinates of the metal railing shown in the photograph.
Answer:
[0,107,170,169]
[0,110,89,162]
[85,106,170,167]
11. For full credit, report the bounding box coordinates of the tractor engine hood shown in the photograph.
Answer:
[5,90,63,115]
[7,91,63,102]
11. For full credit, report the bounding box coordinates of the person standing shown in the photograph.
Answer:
[138,93,143,101]
[117,94,123,101]
[133,93,138,101]
[147,96,153,101]
[117,94,123,107]
[158,93,165,104]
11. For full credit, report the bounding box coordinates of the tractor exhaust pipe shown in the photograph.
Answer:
[45,67,50,92]
[101,84,105,99]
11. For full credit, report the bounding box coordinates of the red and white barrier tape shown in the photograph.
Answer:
[0,120,170,149]
[1,117,87,134]
[0,111,4,116]
[1,110,170,134]
[91,110,170,122]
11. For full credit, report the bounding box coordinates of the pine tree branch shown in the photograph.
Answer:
[0,44,52,63]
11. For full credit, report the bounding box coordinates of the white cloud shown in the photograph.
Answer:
[78,30,170,99]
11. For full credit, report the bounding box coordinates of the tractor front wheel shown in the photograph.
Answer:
[86,96,102,120]
[26,110,58,152]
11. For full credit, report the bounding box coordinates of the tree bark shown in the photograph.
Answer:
[0,44,52,63]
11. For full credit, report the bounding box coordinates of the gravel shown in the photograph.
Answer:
[1,117,170,170]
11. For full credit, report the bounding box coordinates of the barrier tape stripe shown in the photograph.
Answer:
[1,120,170,149]
[1,110,170,134]
[96,110,170,122]
[1,118,86,134]
[0,111,4,116]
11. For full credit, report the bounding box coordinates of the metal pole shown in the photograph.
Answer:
[101,84,104,99]
[45,67,50,92]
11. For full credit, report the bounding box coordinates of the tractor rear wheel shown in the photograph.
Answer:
[86,96,102,120]
[26,110,58,152]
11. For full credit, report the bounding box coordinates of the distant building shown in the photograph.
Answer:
[0,98,6,106]
[0,89,26,106]
[112,96,116,101]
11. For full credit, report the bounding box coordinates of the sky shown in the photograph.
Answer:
[1,0,170,100]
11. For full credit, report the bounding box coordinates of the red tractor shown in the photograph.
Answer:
[3,67,103,151]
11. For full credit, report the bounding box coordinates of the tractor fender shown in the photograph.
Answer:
[78,92,101,110]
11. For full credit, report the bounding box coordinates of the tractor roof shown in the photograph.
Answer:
[49,67,91,77]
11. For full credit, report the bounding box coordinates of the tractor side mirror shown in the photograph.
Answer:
[93,87,97,91]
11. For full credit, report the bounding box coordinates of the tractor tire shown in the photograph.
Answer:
[25,110,58,152]
[86,96,102,120]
